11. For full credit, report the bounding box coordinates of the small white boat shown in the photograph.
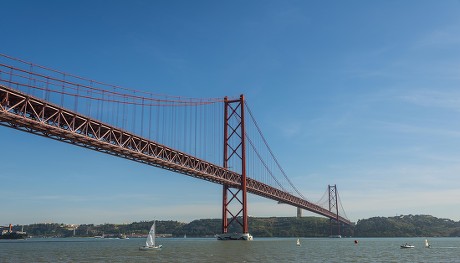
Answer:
[296,238,301,246]
[139,221,162,250]
[118,234,129,240]
[400,243,415,249]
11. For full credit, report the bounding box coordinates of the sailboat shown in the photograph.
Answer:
[296,238,301,246]
[425,239,431,248]
[139,221,162,250]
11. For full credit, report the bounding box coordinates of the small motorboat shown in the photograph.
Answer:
[400,243,415,249]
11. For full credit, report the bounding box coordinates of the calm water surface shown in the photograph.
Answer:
[1,237,460,262]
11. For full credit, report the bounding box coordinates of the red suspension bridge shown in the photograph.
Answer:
[0,54,352,239]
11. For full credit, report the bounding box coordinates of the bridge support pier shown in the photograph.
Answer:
[297,207,302,218]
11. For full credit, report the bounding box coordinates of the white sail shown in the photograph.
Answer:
[139,220,162,250]
[146,222,156,247]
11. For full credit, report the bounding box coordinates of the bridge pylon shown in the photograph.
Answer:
[328,184,341,237]
[220,95,252,240]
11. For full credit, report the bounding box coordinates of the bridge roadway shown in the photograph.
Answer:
[0,85,352,226]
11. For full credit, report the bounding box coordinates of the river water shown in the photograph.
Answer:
[1,237,460,262]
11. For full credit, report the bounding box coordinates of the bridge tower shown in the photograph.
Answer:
[328,184,340,237]
[221,95,251,240]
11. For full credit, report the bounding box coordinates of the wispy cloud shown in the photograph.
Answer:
[414,25,460,49]
[30,193,162,203]
[375,120,460,138]
[278,119,304,138]
[399,89,460,112]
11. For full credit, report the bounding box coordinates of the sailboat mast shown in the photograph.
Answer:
[152,221,156,246]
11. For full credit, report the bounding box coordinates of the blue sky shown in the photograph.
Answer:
[2,0,460,225]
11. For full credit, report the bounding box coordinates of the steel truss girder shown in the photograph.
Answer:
[0,85,241,186]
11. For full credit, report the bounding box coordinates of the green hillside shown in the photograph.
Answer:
[354,214,460,237]
[10,214,460,238]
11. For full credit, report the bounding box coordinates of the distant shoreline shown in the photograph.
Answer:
[4,214,460,238]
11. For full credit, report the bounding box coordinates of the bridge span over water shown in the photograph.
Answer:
[0,54,352,237]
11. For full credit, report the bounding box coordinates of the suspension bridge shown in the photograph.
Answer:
[0,54,352,239]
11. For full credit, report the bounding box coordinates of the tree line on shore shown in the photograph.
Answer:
[10,214,460,238]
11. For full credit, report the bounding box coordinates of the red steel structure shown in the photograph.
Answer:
[0,53,353,234]
[222,95,248,235]
[328,184,341,236]
[0,85,352,228]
